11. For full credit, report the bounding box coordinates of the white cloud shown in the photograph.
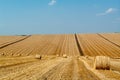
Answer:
[96,8,117,16]
[48,0,56,6]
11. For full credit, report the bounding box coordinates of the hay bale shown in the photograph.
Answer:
[11,53,14,56]
[35,54,42,59]
[63,54,67,58]
[56,54,59,57]
[0,53,4,56]
[1,53,4,55]
[19,54,21,56]
[94,56,110,70]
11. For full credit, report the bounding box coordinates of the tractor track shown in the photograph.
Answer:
[74,34,84,56]
[0,35,31,49]
[97,34,120,48]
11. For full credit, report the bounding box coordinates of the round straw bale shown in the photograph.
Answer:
[63,54,67,58]
[56,54,59,57]
[0,53,4,56]
[1,53,4,56]
[19,54,21,56]
[94,56,110,70]
[11,53,14,56]
[35,54,42,59]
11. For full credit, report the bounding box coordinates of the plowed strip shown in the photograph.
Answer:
[0,36,23,45]
[0,35,31,49]
[77,34,120,57]
[75,34,84,56]
[97,34,120,48]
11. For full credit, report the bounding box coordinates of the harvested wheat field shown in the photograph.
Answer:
[0,33,120,80]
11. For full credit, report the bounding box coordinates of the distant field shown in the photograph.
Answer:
[0,33,120,80]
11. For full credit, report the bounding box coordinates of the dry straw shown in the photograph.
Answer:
[94,56,110,70]
[35,54,42,59]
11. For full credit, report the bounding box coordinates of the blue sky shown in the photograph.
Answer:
[0,0,120,35]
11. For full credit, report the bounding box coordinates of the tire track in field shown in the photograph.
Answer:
[59,58,100,80]
[0,35,31,49]
[74,34,84,56]
[38,58,72,80]
[72,58,79,80]
[97,34,120,48]
[43,57,73,80]
[38,57,100,80]
[77,58,100,80]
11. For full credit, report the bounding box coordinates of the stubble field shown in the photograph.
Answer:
[0,33,120,80]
